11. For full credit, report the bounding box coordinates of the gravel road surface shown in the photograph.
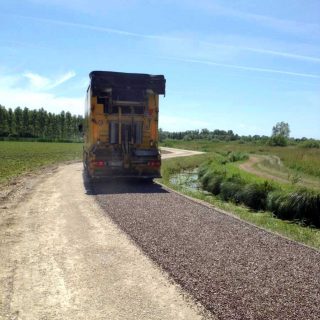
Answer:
[93,149,320,320]
[0,157,207,319]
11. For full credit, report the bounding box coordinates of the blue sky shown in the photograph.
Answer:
[1,0,319,138]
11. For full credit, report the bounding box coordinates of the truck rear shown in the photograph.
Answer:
[83,71,166,180]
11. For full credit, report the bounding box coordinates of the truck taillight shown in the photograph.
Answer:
[148,160,161,167]
[92,160,105,167]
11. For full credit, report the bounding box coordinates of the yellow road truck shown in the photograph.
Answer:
[83,71,166,180]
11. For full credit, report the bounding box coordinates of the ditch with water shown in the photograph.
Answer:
[169,169,209,195]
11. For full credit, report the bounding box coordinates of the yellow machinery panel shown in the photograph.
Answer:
[83,71,166,180]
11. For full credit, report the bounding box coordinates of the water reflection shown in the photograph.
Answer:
[169,169,200,191]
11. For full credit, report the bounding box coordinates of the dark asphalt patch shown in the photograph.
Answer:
[93,180,320,320]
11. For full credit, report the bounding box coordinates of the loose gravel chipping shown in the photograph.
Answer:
[92,180,320,320]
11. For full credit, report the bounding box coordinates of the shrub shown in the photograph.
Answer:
[268,135,288,146]
[220,181,243,202]
[197,158,320,227]
[300,140,320,149]
[286,189,320,227]
[206,174,224,195]
[200,171,216,190]
[198,164,209,180]
[267,189,320,227]
[266,190,283,213]
[238,182,273,210]
[227,151,249,162]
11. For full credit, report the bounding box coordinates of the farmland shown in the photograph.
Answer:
[161,139,320,178]
[0,141,82,184]
[1,139,320,249]
[159,140,320,249]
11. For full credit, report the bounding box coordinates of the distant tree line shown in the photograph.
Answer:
[0,105,83,141]
[159,128,271,143]
[159,123,320,148]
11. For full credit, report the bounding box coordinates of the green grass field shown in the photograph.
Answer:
[162,139,320,179]
[159,141,320,249]
[0,141,82,183]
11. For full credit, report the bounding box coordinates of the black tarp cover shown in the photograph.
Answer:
[90,71,166,100]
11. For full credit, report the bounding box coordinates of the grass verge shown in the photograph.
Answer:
[161,139,320,178]
[158,154,320,250]
[199,159,320,227]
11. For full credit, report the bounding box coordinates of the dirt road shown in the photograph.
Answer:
[0,148,208,320]
[239,155,320,189]
[160,147,204,159]
[239,156,290,183]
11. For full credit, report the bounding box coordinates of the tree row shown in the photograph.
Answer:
[0,105,83,141]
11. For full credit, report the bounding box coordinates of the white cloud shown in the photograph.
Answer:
[0,72,83,115]
[23,72,50,89]
[12,14,320,64]
[0,73,21,88]
[202,41,320,63]
[23,70,76,90]
[50,71,76,88]
[230,10,319,36]
[183,0,320,37]
[0,87,83,115]
[25,0,320,37]
[161,56,320,79]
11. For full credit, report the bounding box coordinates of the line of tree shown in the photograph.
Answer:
[0,105,83,141]
[159,123,320,148]
[159,128,270,143]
